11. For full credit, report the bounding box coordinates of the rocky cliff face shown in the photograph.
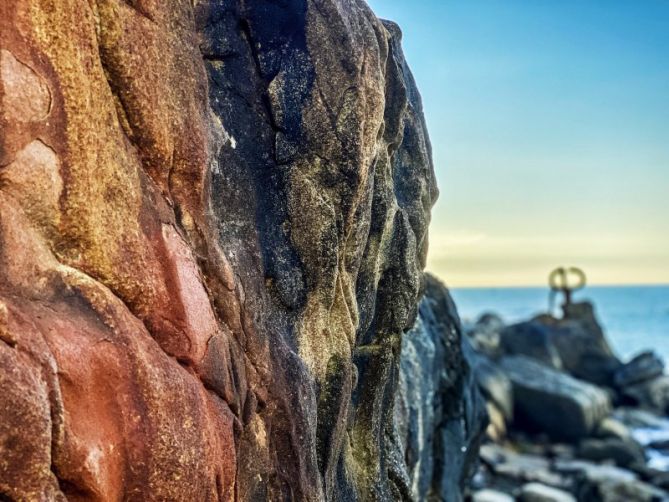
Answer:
[0,1,483,500]
[396,275,487,500]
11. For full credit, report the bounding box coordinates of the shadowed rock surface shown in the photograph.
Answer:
[396,274,487,501]
[0,1,485,500]
[500,356,611,441]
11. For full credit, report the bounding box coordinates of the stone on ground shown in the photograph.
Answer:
[472,488,515,502]
[577,437,646,469]
[500,322,563,369]
[500,355,611,441]
[614,351,665,388]
[519,482,576,502]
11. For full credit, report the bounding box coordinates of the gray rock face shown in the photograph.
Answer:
[615,351,665,388]
[479,444,567,487]
[594,416,634,441]
[466,313,504,358]
[500,356,611,441]
[555,460,668,502]
[614,407,669,430]
[577,438,646,469]
[622,375,669,415]
[504,303,622,387]
[0,0,460,500]
[196,1,443,499]
[471,489,515,502]
[519,483,576,502]
[500,322,563,369]
[471,354,514,420]
[395,274,487,501]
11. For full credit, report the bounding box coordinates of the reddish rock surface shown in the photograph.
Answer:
[2,2,238,499]
[1,1,485,500]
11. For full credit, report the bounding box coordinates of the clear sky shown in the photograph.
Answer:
[367,0,669,287]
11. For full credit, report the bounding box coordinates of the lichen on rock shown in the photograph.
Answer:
[0,1,483,500]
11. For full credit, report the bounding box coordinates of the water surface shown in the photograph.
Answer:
[451,285,669,361]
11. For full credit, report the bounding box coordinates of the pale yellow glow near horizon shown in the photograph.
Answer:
[422,141,669,288]
[426,227,669,288]
[363,0,669,289]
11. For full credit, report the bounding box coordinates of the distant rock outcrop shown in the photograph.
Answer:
[0,1,484,500]
[500,355,611,441]
[468,303,669,500]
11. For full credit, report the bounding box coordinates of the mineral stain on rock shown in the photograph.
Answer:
[0,1,485,501]
[1,48,52,123]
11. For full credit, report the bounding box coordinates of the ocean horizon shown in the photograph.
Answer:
[451,284,669,362]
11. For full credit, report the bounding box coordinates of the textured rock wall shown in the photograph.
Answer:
[395,275,487,501]
[0,1,482,500]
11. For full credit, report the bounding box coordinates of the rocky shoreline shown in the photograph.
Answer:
[464,297,669,501]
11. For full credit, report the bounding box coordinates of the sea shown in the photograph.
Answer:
[451,285,669,362]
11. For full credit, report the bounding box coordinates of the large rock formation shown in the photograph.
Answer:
[500,356,611,441]
[396,275,487,501]
[0,1,482,500]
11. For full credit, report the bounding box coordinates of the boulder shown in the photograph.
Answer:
[648,471,669,492]
[558,348,622,388]
[614,351,665,388]
[548,444,576,460]
[555,459,669,501]
[472,354,514,420]
[647,437,669,451]
[500,356,611,441]
[594,416,633,441]
[480,444,567,488]
[585,478,667,501]
[577,438,646,469]
[500,322,563,369]
[467,312,505,358]
[472,489,515,502]
[621,375,669,415]
[486,402,507,441]
[478,313,506,332]
[613,407,669,430]
[514,438,556,458]
[500,306,622,387]
[561,301,614,355]
[518,483,576,502]
[395,276,488,501]
[534,303,622,386]
[554,459,637,483]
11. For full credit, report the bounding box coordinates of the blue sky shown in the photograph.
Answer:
[367,0,669,286]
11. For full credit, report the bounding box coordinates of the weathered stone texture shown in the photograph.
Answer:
[0,1,479,500]
[395,275,487,501]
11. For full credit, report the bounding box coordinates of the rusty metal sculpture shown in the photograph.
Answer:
[549,266,586,313]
